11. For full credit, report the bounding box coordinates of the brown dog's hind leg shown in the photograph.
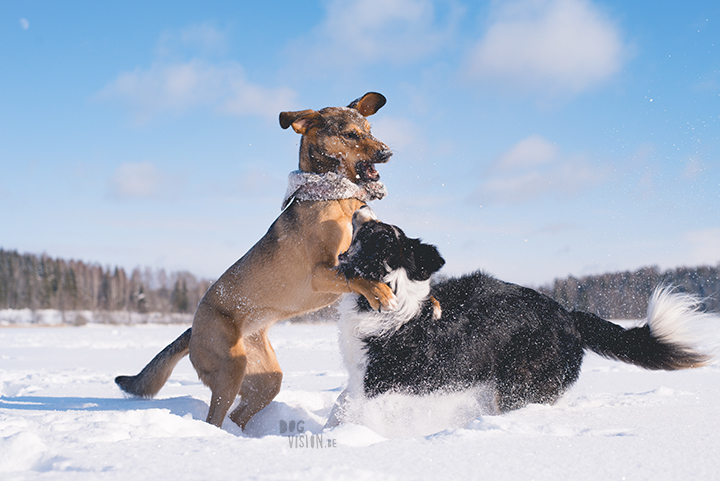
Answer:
[190,308,249,428]
[203,348,247,428]
[229,328,283,430]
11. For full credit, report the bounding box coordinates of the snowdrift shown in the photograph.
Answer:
[1,322,718,480]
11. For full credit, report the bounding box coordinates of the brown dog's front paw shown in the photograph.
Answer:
[349,278,397,311]
[373,281,398,311]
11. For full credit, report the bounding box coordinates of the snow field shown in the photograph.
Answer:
[0,322,719,480]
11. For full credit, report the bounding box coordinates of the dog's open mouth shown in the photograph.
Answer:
[357,161,380,182]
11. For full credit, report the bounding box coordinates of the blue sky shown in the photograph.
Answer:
[2,0,719,286]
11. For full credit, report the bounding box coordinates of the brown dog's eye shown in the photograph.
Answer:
[342,132,361,141]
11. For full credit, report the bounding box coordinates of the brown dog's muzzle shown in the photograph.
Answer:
[356,148,392,182]
[375,148,393,163]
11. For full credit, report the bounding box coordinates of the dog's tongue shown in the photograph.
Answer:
[358,162,380,182]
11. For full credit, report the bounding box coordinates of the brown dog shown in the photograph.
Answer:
[116,92,395,429]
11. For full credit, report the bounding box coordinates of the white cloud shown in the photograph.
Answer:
[98,60,295,123]
[293,0,461,70]
[371,116,423,153]
[19,18,29,30]
[467,0,628,94]
[97,25,296,123]
[471,134,607,204]
[685,228,720,266]
[156,23,229,59]
[108,162,166,200]
[493,134,558,171]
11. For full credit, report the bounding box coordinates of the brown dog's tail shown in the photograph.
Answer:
[115,327,192,398]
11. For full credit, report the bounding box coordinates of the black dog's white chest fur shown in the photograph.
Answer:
[337,268,434,398]
[329,211,710,428]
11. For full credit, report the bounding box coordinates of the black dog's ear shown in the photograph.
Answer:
[347,92,386,117]
[405,240,445,281]
[416,243,445,277]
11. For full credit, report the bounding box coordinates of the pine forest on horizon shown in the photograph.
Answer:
[1,248,718,321]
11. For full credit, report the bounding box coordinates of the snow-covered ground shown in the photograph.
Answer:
[1,321,719,480]
[0,309,192,327]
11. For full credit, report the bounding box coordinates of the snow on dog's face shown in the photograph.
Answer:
[338,210,445,283]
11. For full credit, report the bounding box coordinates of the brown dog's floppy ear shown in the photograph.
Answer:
[348,92,386,117]
[279,109,321,134]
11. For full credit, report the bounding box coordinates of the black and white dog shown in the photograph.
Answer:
[327,207,711,426]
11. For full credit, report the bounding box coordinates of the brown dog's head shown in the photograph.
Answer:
[279,92,392,183]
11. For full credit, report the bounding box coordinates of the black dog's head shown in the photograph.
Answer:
[338,207,445,283]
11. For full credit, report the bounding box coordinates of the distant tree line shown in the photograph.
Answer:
[0,249,213,314]
[539,264,720,319]
[2,248,718,321]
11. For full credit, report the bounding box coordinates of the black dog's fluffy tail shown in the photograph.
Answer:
[115,327,192,397]
[573,286,713,370]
